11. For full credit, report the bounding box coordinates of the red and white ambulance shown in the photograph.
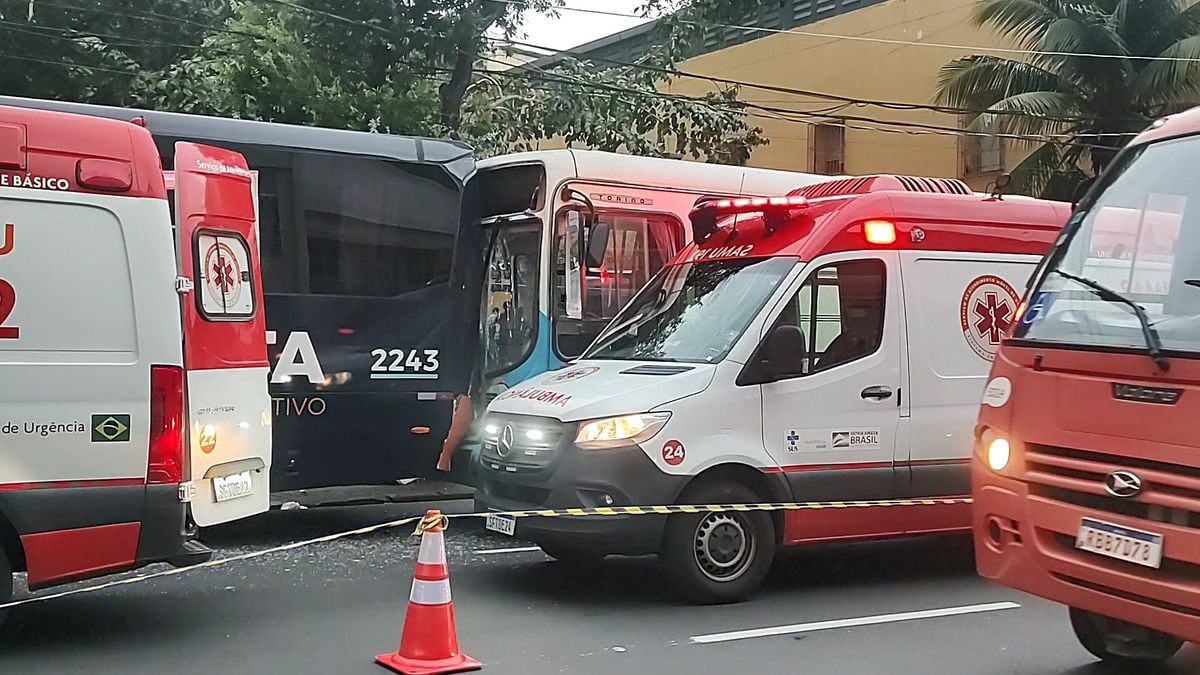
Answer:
[476,175,1070,602]
[0,105,271,616]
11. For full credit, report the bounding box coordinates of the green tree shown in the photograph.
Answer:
[935,0,1200,198]
[465,0,767,162]
[0,0,228,103]
[2,0,769,163]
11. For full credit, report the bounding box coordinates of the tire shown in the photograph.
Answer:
[1069,606,1183,664]
[538,542,605,566]
[0,545,11,630]
[659,480,776,604]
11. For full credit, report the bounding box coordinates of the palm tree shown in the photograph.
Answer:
[936,0,1200,199]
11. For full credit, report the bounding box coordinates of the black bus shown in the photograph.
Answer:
[0,96,494,491]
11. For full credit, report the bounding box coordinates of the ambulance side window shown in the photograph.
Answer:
[773,259,886,375]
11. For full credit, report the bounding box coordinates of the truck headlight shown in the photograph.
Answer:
[575,412,671,449]
[986,436,1011,472]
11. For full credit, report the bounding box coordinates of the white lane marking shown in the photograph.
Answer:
[476,546,543,556]
[690,601,1021,644]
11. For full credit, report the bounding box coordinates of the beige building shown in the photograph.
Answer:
[531,0,1027,191]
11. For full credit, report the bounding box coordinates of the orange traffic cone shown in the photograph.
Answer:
[376,510,482,675]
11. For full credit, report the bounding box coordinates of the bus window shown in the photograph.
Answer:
[554,210,685,359]
[296,153,457,297]
[484,223,541,376]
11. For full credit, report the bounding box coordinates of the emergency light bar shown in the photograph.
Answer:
[689,195,810,244]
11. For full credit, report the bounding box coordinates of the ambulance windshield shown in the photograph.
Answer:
[584,257,793,363]
[1015,134,1200,356]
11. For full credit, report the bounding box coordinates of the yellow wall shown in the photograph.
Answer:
[543,0,1029,190]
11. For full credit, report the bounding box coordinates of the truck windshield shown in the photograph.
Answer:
[1014,134,1200,356]
[584,257,794,364]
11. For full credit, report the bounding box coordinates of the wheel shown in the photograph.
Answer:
[1069,606,1183,664]
[0,544,11,629]
[538,542,605,566]
[659,480,776,604]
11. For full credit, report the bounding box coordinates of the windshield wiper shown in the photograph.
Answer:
[1053,269,1170,371]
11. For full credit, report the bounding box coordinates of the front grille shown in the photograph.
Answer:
[485,481,551,506]
[1025,444,1200,529]
[480,413,567,475]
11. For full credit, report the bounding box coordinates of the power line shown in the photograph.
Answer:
[476,52,1132,149]
[233,0,1143,143]
[494,0,1200,64]
[492,36,1147,126]
[11,0,1139,148]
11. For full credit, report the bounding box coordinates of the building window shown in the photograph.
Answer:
[810,123,846,175]
[962,114,1005,176]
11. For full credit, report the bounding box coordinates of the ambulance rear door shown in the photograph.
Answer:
[173,142,271,527]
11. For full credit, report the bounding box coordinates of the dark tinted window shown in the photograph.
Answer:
[773,259,886,375]
[295,153,456,297]
[158,139,459,297]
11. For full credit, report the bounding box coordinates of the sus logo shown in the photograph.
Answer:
[543,366,600,385]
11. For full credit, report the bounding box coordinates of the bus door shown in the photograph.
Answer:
[173,142,272,527]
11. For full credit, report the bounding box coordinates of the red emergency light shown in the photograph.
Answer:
[863,219,897,245]
[689,195,810,244]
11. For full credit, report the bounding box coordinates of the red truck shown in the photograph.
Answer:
[974,107,1200,664]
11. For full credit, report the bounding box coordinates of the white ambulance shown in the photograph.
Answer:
[0,105,271,617]
[476,175,1071,602]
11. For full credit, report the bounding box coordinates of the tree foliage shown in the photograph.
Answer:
[936,0,1200,199]
[0,0,768,164]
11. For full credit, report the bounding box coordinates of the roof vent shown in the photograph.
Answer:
[789,175,972,199]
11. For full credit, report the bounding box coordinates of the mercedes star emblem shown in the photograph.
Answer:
[498,424,515,457]
[1104,471,1143,499]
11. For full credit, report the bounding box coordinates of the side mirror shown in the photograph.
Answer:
[585,221,610,269]
[738,324,807,386]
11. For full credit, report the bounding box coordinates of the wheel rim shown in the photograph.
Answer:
[692,512,755,582]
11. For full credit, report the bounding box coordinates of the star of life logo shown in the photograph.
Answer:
[959,275,1020,362]
[203,241,244,310]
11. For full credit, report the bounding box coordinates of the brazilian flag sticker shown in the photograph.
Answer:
[91,414,131,443]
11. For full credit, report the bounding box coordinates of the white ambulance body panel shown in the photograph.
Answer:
[0,188,180,484]
[898,252,1042,473]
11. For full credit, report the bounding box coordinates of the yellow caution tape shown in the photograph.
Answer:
[467,497,972,520]
[0,497,971,610]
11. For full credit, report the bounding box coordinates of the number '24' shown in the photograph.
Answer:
[370,349,440,373]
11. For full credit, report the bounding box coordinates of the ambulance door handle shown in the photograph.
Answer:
[861,386,893,401]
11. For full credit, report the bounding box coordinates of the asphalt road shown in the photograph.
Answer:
[0,502,1197,675]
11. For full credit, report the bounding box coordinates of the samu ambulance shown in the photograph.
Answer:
[476,174,1070,603]
[0,105,271,619]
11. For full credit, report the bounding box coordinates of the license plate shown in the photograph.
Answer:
[485,513,516,536]
[1075,517,1163,569]
[212,471,254,503]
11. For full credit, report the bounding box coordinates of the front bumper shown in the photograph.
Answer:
[974,461,1200,642]
[475,420,687,556]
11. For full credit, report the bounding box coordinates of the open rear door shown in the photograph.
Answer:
[174,142,271,527]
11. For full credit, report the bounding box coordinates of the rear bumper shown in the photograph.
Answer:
[974,461,1200,642]
[137,485,213,568]
[2,482,211,590]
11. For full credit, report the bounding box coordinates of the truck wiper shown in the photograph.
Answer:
[1053,270,1169,371]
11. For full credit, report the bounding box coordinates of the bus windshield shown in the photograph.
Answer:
[1015,134,1200,356]
[584,257,793,364]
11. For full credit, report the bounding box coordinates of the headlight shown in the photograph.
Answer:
[483,421,500,438]
[986,437,1011,472]
[575,412,670,449]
